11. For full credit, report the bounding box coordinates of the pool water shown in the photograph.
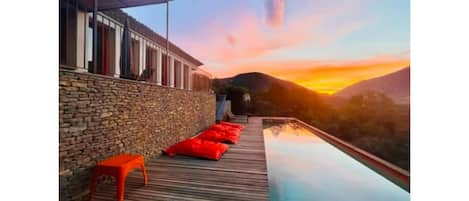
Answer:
[263,121,410,201]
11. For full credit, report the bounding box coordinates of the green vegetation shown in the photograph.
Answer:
[215,80,410,171]
[332,92,410,170]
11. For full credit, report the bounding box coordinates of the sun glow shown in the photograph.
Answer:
[212,57,410,94]
[284,60,411,94]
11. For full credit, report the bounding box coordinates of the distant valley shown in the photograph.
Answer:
[213,67,410,171]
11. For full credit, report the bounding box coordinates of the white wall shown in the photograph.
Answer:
[156,48,162,85]
[76,10,86,70]
[84,13,91,71]
[114,24,121,78]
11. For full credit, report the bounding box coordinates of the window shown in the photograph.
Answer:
[130,39,140,78]
[161,54,170,86]
[59,0,77,67]
[145,46,157,82]
[87,19,116,76]
[184,64,189,89]
[174,60,182,88]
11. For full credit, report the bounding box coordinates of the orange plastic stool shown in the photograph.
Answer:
[89,154,148,201]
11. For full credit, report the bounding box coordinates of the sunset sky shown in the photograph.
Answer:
[125,0,409,94]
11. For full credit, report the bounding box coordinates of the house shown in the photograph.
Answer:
[59,1,215,200]
[59,0,211,91]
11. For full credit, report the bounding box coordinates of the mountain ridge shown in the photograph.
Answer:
[334,67,410,104]
[217,72,319,93]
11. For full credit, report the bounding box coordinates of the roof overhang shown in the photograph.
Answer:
[75,0,171,12]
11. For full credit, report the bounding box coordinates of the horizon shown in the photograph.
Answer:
[213,65,410,95]
[125,0,409,94]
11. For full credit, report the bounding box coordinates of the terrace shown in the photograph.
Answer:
[92,117,269,201]
[59,1,409,201]
[87,116,409,201]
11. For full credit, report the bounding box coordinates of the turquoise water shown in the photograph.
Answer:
[263,121,410,201]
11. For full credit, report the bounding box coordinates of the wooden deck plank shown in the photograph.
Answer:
[92,117,270,201]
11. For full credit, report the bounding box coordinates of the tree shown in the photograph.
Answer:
[335,91,410,170]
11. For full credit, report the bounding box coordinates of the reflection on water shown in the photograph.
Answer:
[263,122,410,201]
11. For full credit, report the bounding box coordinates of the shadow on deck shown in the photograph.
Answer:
[93,117,269,201]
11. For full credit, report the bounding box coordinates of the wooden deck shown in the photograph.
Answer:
[93,117,270,201]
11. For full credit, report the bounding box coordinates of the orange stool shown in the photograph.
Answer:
[89,154,148,201]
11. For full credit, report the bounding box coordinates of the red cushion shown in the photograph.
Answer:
[196,129,240,144]
[220,121,245,130]
[164,138,229,160]
[210,124,242,135]
[209,125,241,139]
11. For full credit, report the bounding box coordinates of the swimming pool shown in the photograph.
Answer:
[263,119,410,201]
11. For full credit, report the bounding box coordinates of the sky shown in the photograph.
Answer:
[125,0,410,94]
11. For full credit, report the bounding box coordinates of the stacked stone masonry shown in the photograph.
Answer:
[59,69,215,201]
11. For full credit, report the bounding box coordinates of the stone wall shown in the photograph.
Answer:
[59,69,215,201]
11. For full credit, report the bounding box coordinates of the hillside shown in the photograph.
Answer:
[214,72,320,94]
[213,71,410,171]
[335,67,410,104]
[213,72,334,124]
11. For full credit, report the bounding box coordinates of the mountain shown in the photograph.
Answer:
[214,72,320,94]
[335,67,410,104]
[213,72,333,120]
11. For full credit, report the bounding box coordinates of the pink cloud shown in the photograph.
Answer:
[179,11,319,63]
[265,0,286,28]
[173,0,370,78]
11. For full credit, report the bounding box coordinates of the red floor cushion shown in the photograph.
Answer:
[210,124,242,135]
[220,121,245,130]
[164,138,229,160]
[196,129,240,144]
